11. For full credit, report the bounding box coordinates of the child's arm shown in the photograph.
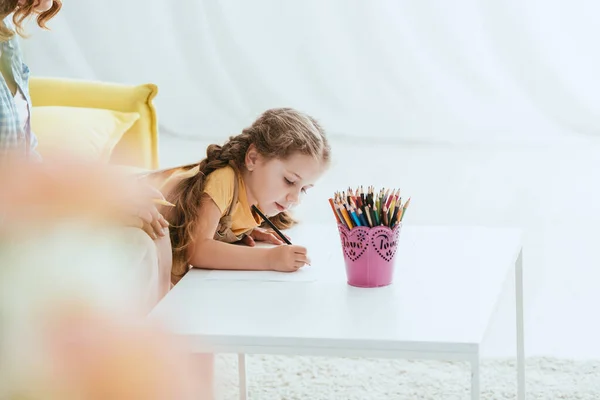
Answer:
[187,196,309,271]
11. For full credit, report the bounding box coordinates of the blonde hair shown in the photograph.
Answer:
[0,0,62,42]
[165,108,331,282]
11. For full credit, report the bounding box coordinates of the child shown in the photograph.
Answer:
[147,107,331,285]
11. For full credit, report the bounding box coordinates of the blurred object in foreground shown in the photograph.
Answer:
[0,157,148,231]
[0,158,202,400]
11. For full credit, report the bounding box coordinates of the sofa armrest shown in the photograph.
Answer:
[29,77,160,169]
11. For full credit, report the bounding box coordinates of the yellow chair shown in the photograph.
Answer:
[29,77,160,169]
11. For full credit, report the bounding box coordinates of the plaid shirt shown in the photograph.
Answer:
[0,17,39,161]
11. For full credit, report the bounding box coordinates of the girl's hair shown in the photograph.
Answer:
[0,0,62,42]
[164,107,331,282]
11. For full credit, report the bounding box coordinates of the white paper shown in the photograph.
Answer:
[204,265,319,282]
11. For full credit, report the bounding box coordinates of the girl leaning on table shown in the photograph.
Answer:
[143,107,332,285]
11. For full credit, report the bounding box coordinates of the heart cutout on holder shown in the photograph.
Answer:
[370,226,400,262]
[338,225,370,262]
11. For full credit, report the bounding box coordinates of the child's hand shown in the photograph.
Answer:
[267,245,310,272]
[240,227,290,247]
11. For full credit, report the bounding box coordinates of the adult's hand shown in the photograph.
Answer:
[123,181,170,240]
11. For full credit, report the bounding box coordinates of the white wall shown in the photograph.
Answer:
[21,0,600,145]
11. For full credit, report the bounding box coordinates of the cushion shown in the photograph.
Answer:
[29,78,159,169]
[31,106,140,162]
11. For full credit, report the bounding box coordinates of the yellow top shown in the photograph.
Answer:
[203,166,260,236]
[151,165,260,237]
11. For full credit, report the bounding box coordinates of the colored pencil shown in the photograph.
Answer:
[328,186,411,229]
[153,198,175,207]
[328,198,342,224]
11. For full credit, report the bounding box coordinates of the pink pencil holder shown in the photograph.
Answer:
[337,223,402,288]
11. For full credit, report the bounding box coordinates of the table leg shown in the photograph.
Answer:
[471,354,480,400]
[238,353,248,400]
[515,249,525,399]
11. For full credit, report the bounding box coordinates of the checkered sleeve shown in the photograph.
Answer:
[0,100,21,156]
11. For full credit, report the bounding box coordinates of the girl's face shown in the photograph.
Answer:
[244,147,327,216]
[18,0,54,13]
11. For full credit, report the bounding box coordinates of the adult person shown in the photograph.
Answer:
[0,0,173,312]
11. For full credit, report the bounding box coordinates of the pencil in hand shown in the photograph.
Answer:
[251,205,292,245]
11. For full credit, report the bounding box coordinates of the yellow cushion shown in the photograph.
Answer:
[31,106,140,162]
[29,77,159,169]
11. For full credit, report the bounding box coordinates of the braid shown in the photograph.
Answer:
[165,134,251,284]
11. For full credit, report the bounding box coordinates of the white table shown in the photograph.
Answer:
[149,223,524,400]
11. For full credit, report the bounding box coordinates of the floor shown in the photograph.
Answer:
[159,132,600,360]
[212,354,600,399]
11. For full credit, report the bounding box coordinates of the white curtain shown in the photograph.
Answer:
[21,0,600,144]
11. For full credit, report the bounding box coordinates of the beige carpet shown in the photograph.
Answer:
[214,355,599,399]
